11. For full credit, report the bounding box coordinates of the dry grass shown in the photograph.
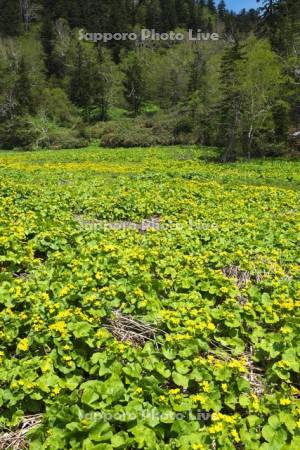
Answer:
[222,265,252,289]
[107,310,159,347]
[0,415,42,450]
[223,265,264,306]
[243,346,264,398]
[209,342,264,398]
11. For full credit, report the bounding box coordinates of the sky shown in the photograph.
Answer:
[225,0,259,12]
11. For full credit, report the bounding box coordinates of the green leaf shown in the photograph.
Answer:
[89,422,113,442]
[111,432,129,448]
[262,425,274,442]
[172,371,189,388]
[130,425,156,448]
[81,388,99,406]
[69,321,93,338]
[175,360,191,375]
[279,412,296,433]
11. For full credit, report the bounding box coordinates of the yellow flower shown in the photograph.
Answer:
[96,329,110,339]
[134,288,144,297]
[228,359,247,373]
[19,312,28,320]
[220,287,229,293]
[170,317,180,325]
[200,381,210,393]
[11,380,19,390]
[49,321,67,336]
[169,388,180,395]
[15,287,22,298]
[209,422,224,434]
[191,444,205,450]
[277,360,289,368]
[291,386,300,395]
[117,343,127,353]
[41,361,52,373]
[280,326,292,334]
[57,310,73,319]
[17,338,29,351]
[139,300,148,307]
[135,387,143,394]
[231,429,240,443]
[221,383,228,392]
[52,387,61,396]
[191,394,206,405]
[59,284,73,297]
[280,398,291,406]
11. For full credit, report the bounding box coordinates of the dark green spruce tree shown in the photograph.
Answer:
[207,0,216,13]
[0,0,22,35]
[161,0,178,30]
[70,43,93,121]
[14,57,35,116]
[257,0,300,55]
[217,1,226,19]
[218,42,245,161]
[122,53,145,116]
[145,0,162,30]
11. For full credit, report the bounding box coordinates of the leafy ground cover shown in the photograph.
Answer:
[0,146,299,449]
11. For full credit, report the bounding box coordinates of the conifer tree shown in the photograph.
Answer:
[0,0,22,35]
[161,0,178,30]
[70,43,92,119]
[257,0,300,55]
[14,57,34,116]
[217,0,226,19]
[219,42,244,161]
[145,0,162,30]
[189,50,207,94]
[122,52,145,116]
[207,0,216,13]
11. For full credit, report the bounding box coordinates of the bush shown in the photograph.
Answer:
[108,107,129,121]
[0,116,89,150]
[0,117,40,150]
[40,88,78,126]
[100,119,174,147]
[141,103,161,117]
[87,112,195,148]
[47,128,89,149]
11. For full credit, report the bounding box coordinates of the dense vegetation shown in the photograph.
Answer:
[0,0,299,158]
[0,1,299,448]
[0,146,299,448]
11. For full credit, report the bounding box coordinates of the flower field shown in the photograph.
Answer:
[0,146,299,450]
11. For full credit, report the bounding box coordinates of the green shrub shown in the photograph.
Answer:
[108,107,129,121]
[88,112,194,148]
[40,88,79,126]
[47,128,89,149]
[0,117,40,150]
[106,119,175,147]
[0,116,89,150]
[141,103,161,117]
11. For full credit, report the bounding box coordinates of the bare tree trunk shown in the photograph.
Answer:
[19,0,41,32]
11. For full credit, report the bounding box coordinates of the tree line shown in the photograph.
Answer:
[0,0,299,158]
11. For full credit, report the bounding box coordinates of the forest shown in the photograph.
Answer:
[0,2,300,449]
[0,0,299,159]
